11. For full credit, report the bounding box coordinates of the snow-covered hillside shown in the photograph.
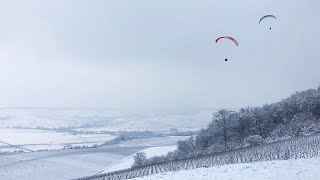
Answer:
[98,146,177,174]
[134,158,320,180]
[0,146,145,180]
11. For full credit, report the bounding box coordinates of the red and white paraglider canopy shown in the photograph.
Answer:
[215,36,239,46]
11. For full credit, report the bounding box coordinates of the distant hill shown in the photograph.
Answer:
[0,108,213,132]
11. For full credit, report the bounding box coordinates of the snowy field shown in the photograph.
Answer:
[0,146,146,180]
[118,136,189,147]
[134,158,320,180]
[0,128,115,152]
[98,145,177,174]
[0,136,184,180]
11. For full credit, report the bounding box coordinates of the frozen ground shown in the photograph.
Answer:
[134,158,320,180]
[0,146,146,180]
[118,136,189,147]
[98,145,177,174]
[0,136,184,180]
[0,128,115,152]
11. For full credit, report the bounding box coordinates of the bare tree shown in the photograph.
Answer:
[132,152,147,167]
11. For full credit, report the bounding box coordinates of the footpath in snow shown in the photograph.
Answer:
[134,158,320,180]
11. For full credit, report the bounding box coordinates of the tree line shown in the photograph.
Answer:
[79,133,320,180]
[135,85,320,166]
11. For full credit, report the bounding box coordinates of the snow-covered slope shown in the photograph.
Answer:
[0,146,146,180]
[134,158,320,180]
[98,146,177,174]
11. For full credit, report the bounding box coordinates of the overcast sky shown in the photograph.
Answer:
[0,0,319,110]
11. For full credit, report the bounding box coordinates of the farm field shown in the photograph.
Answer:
[0,135,185,180]
[0,128,115,152]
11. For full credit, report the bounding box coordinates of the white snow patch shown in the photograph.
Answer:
[0,128,115,152]
[98,145,177,174]
[134,158,320,180]
[118,136,189,147]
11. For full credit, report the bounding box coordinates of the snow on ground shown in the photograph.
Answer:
[0,128,115,152]
[98,145,177,174]
[95,136,187,174]
[119,136,189,147]
[0,147,21,153]
[0,136,185,179]
[0,146,146,180]
[134,158,320,180]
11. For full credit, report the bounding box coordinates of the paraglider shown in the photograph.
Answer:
[213,14,278,62]
[215,36,238,61]
[259,15,276,30]
[215,36,239,46]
